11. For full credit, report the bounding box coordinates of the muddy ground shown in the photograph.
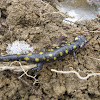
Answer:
[0,0,100,100]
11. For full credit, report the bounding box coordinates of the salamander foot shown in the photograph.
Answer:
[31,63,43,71]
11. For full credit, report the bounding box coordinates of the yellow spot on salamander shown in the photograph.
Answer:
[75,37,79,40]
[73,45,76,49]
[49,54,52,57]
[17,54,20,55]
[56,46,60,49]
[48,49,51,51]
[28,53,32,55]
[54,57,56,60]
[47,59,49,61]
[39,52,43,54]
[1,55,6,56]
[50,49,54,51]
[24,57,29,61]
[65,50,68,54]
[3,59,9,61]
[80,44,83,47]
[61,44,65,46]
[48,49,54,51]
[37,69,40,71]
[60,52,63,56]
[35,58,39,62]
[67,44,70,45]
[71,42,73,44]
[43,57,46,60]
[19,59,21,61]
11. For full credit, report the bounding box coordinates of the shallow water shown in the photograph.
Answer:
[56,0,100,23]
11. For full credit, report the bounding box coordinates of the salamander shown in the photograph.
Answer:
[0,35,87,71]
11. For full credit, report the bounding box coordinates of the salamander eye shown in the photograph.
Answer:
[80,44,84,48]
[85,40,87,43]
[75,37,79,40]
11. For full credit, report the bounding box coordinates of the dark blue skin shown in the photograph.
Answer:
[0,35,87,71]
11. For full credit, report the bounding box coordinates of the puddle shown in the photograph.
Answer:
[56,0,100,23]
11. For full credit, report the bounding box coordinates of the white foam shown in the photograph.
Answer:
[6,41,34,55]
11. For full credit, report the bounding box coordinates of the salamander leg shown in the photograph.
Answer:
[58,41,68,46]
[72,50,80,64]
[72,50,77,59]
[31,63,43,71]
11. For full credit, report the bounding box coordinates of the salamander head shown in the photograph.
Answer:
[75,35,87,48]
